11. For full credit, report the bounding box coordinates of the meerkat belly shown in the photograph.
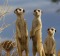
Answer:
[18,20,27,43]
[21,42,27,50]
[18,21,26,37]
[46,38,53,51]
[32,20,38,29]
[35,30,42,42]
[32,30,42,49]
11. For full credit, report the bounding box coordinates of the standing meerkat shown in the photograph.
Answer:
[14,8,29,56]
[44,27,56,56]
[30,9,45,56]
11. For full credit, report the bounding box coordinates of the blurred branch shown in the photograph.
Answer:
[0,21,15,33]
[51,0,60,13]
[51,0,60,3]
[56,9,60,13]
[0,12,8,18]
[12,50,18,56]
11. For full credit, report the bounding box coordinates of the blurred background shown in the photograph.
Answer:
[0,0,60,56]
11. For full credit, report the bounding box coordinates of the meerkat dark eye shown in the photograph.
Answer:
[51,29,54,31]
[47,28,50,31]
[34,10,36,12]
[55,30,56,32]
[23,9,25,13]
[38,10,40,12]
[19,9,21,11]
[16,8,20,11]
[15,9,17,11]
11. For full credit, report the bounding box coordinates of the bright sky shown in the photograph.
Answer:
[0,0,60,55]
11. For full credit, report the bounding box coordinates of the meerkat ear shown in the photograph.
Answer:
[23,9,25,13]
[55,30,56,33]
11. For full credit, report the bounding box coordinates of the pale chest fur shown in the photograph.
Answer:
[16,18,26,36]
[32,18,42,43]
[32,18,42,30]
[45,36,55,51]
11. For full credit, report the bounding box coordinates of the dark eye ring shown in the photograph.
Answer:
[19,9,21,11]
[15,9,17,11]
[34,10,36,12]
[51,29,54,31]
[38,10,40,12]
[47,28,50,31]
[23,9,25,13]
[55,30,56,32]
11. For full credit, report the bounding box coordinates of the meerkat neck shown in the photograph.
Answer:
[17,14,24,19]
[48,34,55,40]
[34,16,41,21]
[48,34,54,38]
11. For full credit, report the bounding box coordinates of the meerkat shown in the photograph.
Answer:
[58,50,60,56]
[30,9,45,56]
[14,8,29,56]
[1,40,15,56]
[44,27,56,56]
[0,43,2,56]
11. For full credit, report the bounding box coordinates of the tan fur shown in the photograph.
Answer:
[14,8,29,56]
[30,9,45,56]
[58,50,60,56]
[0,43,2,56]
[44,27,56,56]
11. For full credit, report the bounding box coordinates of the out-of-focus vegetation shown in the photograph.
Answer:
[51,0,60,13]
[51,0,60,3]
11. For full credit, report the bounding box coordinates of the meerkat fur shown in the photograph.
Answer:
[30,9,45,56]
[14,8,29,56]
[44,27,56,56]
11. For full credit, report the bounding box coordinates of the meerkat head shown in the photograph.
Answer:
[33,9,42,17]
[14,8,25,15]
[47,27,56,36]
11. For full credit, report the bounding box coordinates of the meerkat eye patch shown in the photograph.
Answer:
[14,8,20,13]
[47,28,50,31]
[15,9,17,11]
[38,10,40,12]
[14,9,17,13]
[19,9,21,11]
[15,8,20,11]
[55,30,56,33]
[23,9,25,13]
[51,29,54,31]
[34,10,36,12]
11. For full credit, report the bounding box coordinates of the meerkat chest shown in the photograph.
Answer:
[17,19,25,29]
[46,37,54,50]
[32,19,41,29]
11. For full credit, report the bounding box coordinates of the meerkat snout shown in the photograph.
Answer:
[14,8,25,15]
[47,27,56,35]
